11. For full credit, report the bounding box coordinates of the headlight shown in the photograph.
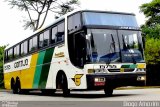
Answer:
[136,68,145,72]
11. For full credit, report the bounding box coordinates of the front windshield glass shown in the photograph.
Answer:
[118,30,144,63]
[87,29,120,63]
[86,29,144,63]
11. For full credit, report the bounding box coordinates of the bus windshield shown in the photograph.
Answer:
[82,12,138,27]
[86,29,144,63]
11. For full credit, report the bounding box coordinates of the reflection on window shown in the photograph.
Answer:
[14,45,19,58]
[21,43,24,55]
[68,13,81,32]
[29,38,33,52]
[8,48,13,60]
[83,12,138,27]
[39,34,43,48]
[44,30,49,47]
[57,22,64,42]
[51,27,57,44]
[24,41,28,55]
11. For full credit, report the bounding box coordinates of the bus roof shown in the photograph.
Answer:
[5,9,135,50]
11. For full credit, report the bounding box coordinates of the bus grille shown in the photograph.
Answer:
[108,68,135,72]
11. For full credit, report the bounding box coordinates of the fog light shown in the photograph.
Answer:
[137,76,146,81]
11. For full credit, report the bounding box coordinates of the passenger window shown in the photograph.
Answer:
[57,22,64,42]
[14,45,20,58]
[44,30,49,47]
[39,34,43,48]
[24,41,28,54]
[29,36,37,52]
[51,26,57,44]
[8,48,13,60]
[21,43,24,55]
[29,38,33,52]
[68,13,81,32]
[33,36,37,50]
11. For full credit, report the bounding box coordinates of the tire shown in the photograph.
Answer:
[104,86,113,97]
[11,79,17,94]
[61,74,70,97]
[13,79,21,94]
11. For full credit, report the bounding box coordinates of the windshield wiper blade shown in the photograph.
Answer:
[106,34,116,64]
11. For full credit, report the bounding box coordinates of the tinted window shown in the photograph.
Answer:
[68,13,81,32]
[39,34,43,48]
[4,51,7,61]
[33,36,37,50]
[82,12,138,27]
[29,38,33,52]
[44,30,49,47]
[51,26,57,44]
[29,36,37,52]
[14,45,19,58]
[57,22,64,42]
[8,48,13,60]
[21,43,24,55]
[24,41,28,54]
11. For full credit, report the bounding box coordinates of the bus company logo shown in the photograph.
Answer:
[72,74,83,86]
[55,52,65,58]
[14,59,28,68]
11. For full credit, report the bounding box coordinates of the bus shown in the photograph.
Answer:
[3,9,146,97]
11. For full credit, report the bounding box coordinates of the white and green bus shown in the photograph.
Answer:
[4,9,146,96]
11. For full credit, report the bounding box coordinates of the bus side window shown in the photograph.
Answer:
[68,13,81,32]
[51,26,57,44]
[29,38,33,52]
[57,22,64,42]
[21,43,24,56]
[39,33,43,48]
[33,36,38,50]
[24,41,28,55]
[8,48,13,60]
[44,30,49,47]
[14,45,20,58]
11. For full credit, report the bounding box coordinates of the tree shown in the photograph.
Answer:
[140,0,160,27]
[0,45,6,88]
[145,37,160,65]
[6,0,79,31]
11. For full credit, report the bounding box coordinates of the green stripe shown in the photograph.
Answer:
[121,64,137,68]
[32,51,46,88]
[38,48,54,89]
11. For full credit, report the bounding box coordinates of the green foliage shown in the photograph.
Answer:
[141,24,160,39]
[145,37,160,65]
[0,46,6,88]
[140,0,160,27]
[140,0,160,65]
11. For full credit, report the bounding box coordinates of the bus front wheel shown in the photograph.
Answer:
[104,85,113,97]
[62,74,70,97]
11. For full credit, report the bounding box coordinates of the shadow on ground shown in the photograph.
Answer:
[7,90,138,99]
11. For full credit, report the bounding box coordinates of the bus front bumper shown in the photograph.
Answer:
[86,72,146,90]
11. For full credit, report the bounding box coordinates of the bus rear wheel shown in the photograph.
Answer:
[12,80,21,94]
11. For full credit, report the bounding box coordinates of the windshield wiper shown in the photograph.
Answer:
[106,34,116,64]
